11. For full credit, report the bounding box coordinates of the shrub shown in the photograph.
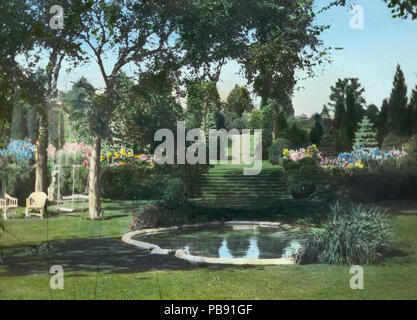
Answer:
[287,177,316,199]
[0,139,35,165]
[299,164,324,179]
[100,164,165,200]
[160,178,187,210]
[269,138,291,165]
[302,202,394,265]
[0,163,35,205]
[348,170,417,202]
[283,157,318,172]
[130,204,184,230]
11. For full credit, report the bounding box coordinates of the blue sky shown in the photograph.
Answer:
[220,1,417,115]
[58,0,417,116]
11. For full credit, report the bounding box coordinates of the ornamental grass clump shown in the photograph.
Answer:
[305,202,394,265]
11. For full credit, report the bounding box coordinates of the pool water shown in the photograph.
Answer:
[134,226,309,259]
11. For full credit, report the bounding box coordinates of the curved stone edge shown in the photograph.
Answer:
[121,221,296,266]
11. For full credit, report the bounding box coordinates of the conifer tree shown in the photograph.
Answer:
[309,113,324,145]
[388,64,408,135]
[407,85,417,135]
[353,116,379,151]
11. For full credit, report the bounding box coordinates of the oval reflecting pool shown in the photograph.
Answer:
[133,225,310,259]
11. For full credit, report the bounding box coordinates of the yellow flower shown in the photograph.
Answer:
[120,162,126,165]
[120,149,126,156]
[114,152,119,159]
[283,148,289,156]
[127,151,132,157]
[134,155,139,159]
[107,152,111,158]
[100,155,106,161]
[312,144,317,150]
[356,161,365,169]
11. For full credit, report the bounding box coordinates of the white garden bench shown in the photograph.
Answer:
[25,192,47,219]
[0,193,18,221]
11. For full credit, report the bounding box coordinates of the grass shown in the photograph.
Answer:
[1,200,417,299]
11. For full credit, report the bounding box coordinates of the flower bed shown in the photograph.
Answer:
[100,148,154,167]
[0,139,35,167]
[282,144,407,170]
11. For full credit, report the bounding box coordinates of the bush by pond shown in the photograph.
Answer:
[298,202,394,265]
[130,204,185,230]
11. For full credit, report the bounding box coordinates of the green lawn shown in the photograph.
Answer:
[1,200,417,299]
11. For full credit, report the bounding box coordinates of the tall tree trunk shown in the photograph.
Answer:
[88,134,103,220]
[35,112,48,193]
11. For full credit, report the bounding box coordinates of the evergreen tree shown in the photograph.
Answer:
[335,125,351,152]
[286,122,308,148]
[328,78,365,151]
[319,128,338,158]
[366,104,379,128]
[378,99,390,145]
[388,64,408,135]
[309,113,324,145]
[353,116,379,151]
[407,85,417,135]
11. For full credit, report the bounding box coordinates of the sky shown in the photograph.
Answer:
[56,0,417,116]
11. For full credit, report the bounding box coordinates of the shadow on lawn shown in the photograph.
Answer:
[0,237,194,277]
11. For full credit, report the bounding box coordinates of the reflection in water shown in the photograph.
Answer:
[183,245,190,254]
[137,226,309,259]
[218,239,233,259]
[282,240,302,258]
[245,238,260,259]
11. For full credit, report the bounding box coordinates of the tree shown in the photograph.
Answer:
[0,0,37,148]
[286,123,309,148]
[407,86,417,135]
[186,80,222,134]
[366,104,380,128]
[319,128,338,158]
[388,64,408,136]
[309,113,324,146]
[245,0,329,107]
[328,78,365,151]
[61,0,188,219]
[353,116,379,152]
[378,99,390,145]
[321,105,331,119]
[113,71,183,152]
[225,85,254,117]
[325,0,417,20]
[10,102,28,140]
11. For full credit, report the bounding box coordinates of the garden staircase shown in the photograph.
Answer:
[192,166,291,209]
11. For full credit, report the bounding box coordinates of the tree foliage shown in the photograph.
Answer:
[388,64,408,136]
[328,78,365,151]
[353,116,379,151]
[225,85,254,117]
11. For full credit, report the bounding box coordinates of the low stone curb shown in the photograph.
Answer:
[121,221,296,266]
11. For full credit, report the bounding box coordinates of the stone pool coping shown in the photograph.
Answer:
[121,221,296,266]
